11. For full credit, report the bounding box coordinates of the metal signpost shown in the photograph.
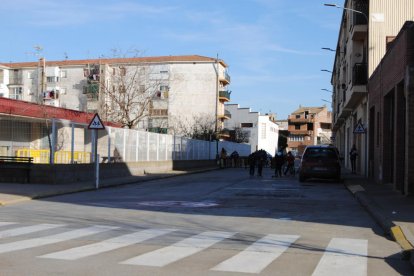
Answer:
[88,114,105,189]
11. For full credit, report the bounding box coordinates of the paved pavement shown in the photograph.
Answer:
[0,167,413,269]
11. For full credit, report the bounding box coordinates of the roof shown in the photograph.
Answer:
[1,55,228,68]
[0,97,121,127]
[291,106,325,115]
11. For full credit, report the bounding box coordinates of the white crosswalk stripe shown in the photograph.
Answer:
[39,228,176,260]
[0,225,118,254]
[0,222,17,227]
[211,234,300,274]
[312,238,368,276]
[0,221,369,275]
[0,224,63,239]
[120,231,235,267]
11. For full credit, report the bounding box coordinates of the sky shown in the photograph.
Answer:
[0,0,343,120]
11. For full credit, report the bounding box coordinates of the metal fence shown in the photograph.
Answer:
[0,116,250,164]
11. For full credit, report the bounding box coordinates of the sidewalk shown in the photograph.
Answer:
[343,170,414,268]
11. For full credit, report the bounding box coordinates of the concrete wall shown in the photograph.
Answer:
[0,160,218,184]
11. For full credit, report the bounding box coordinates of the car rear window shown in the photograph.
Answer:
[303,148,338,159]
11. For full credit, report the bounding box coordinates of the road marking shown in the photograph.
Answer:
[0,225,118,254]
[0,222,17,227]
[211,234,299,274]
[120,231,234,267]
[39,228,176,260]
[312,238,368,276]
[0,224,63,239]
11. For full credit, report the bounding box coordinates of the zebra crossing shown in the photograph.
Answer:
[0,221,368,275]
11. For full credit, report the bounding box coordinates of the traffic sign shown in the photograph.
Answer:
[353,122,365,134]
[88,113,105,130]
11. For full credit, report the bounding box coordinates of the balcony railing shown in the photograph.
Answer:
[219,90,231,101]
[149,109,168,116]
[352,63,367,85]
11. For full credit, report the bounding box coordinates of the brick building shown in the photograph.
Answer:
[368,21,414,195]
[287,106,332,154]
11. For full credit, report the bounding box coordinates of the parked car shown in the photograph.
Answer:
[298,145,341,182]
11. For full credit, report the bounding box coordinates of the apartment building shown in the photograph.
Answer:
[224,104,279,156]
[368,21,414,195]
[0,55,231,136]
[287,106,332,154]
[329,0,414,176]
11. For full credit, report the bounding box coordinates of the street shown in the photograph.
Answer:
[0,168,411,276]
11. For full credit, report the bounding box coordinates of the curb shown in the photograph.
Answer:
[344,181,414,269]
[0,167,219,206]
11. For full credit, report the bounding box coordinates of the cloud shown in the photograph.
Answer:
[0,0,177,27]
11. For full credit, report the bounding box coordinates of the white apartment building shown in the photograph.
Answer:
[329,0,414,176]
[0,55,231,136]
[224,104,279,156]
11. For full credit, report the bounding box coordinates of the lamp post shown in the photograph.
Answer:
[321,69,332,73]
[324,3,368,22]
[321,99,332,104]
[321,89,332,93]
[321,47,336,52]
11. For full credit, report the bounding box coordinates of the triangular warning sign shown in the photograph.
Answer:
[88,113,105,130]
[353,122,365,134]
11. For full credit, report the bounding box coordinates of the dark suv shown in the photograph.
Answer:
[298,145,341,182]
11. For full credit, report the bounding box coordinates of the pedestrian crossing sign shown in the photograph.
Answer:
[88,113,105,130]
[353,122,365,134]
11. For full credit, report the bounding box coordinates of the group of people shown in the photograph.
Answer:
[247,149,296,177]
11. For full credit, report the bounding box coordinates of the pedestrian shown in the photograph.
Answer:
[248,152,256,176]
[230,150,239,167]
[284,151,295,176]
[220,147,227,168]
[257,150,265,177]
[350,144,358,173]
[273,151,285,177]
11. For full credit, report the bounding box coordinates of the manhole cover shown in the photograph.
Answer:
[138,201,219,208]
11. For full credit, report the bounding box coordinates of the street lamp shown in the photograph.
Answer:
[321,69,332,73]
[324,3,368,22]
[321,89,332,93]
[321,47,336,52]
[321,99,332,104]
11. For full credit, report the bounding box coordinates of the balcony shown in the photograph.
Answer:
[288,115,313,123]
[9,76,23,85]
[219,90,231,102]
[149,109,168,117]
[83,84,99,100]
[219,72,231,84]
[218,110,231,120]
[289,129,313,136]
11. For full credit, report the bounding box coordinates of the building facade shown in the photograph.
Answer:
[0,55,231,136]
[329,0,414,176]
[368,21,414,195]
[224,104,279,156]
[287,106,332,154]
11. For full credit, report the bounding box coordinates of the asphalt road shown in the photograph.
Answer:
[0,168,411,276]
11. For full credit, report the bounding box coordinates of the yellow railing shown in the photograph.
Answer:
[16,149,91,164]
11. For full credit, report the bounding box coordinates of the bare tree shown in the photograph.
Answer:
[232,127,250,143]
[98,62,162,129]
[170,114,216,141]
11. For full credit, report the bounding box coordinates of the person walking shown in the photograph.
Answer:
[248,152,256,176]
[273,151,285,177]
[220,147,227,168]
[350,144,358,173]
[284,151,295,176]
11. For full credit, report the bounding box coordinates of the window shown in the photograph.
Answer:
[60,70,67,78]
[296,114,300,119]
[241,123,253,128]
[160,70,168,74]
[10,87,23,100]
[261,123,266,139]
[27,71,34,79]
[295,125,300,130]
[47,76,59,83]
[119,67,126,76]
